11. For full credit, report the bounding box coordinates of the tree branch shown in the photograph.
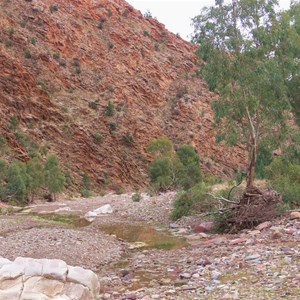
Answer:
[207,193,240,204]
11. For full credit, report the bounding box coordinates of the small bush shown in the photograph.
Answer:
[8,115,19,131]
[53,52,60,60]
[24,49,32,59]
[4,39,12,48]
[132,193,141,202]
[97,18,107,29]
[80,189,92,198]
[88,100,99,110]
[19,20,27,28]
[266,158,300,205]
[143,30,150,36]
[59,60,66,67]
[171,192,194,221]
[71,58,80,67]
[109,123,117,131]
[105,101,115,116]
[93,132,102,144]
[0,134,6,146]
[122,134,134,145]
[30,37,36,45]
[148,158,172,190]
[50,4,58,13]
[170,182,211,221]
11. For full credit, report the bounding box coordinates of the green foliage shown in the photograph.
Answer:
[265,158,300,204]
[19,20,27,28]
[24,49,31,59]
[0,135,7,150]
[44,155,65,200]
[97,18,106,29]
[176,145,202,190]
[8,115,19,131]
[50,4,58,13]
[213,211,233,233]
[30,37,36,45]
[177,145,199,166]
[53,52,60,60]
[6,160,28,203]
[4,39,12,48]
[132,193,141,202]
[171,192,194,221]
[81,173,90,190]
[203,174,223,185]
[0,160,7,180]
[147,138,202,191]
[59,60,66,67]
[192,0,296,187]
[143,30,150,36]
[26,158,44,200]
[0,154,66,204]
[148,158,173,191]
[177,163,202,191]
[109,123,117,131]
[170,182,210,220]
[122,133,134,145]
[93,132,103,144]
[80,189,92,198]
[105,101,115,116]
[88,100,99,110]
[255,143,273,179]
[146,136,173,158]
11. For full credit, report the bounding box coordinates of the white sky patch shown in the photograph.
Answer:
[127,0,292,41]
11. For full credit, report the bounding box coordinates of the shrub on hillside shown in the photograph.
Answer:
[147,138,202,192]
[170,182,210,220]
[148,158,173,191]
[265,158,300,205]
[132,193,141,202]
[176,145,202,190]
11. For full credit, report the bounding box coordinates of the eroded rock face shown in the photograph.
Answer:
[0,0,246,189]
[0,257,100,300]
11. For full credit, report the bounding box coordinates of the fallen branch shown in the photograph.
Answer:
[207,193,240,204]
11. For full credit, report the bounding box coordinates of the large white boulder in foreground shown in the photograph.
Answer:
[0,257,100,300]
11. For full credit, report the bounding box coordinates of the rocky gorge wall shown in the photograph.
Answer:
[0,0,246,189]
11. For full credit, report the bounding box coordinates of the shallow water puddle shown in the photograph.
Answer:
[98,223,187,250]
[31,213,91,227]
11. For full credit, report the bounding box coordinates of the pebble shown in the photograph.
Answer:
[245,254,261,261]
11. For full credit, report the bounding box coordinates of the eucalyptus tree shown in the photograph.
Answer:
[192,0,297,189]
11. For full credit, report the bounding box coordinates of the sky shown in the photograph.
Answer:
[127,0,292,41]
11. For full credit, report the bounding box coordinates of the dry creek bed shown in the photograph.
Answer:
[1,192,300,299]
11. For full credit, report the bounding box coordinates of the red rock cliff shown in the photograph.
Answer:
[0,0,245,190]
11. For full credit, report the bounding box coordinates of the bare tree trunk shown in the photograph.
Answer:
[246,143,257,189]
[246,107,257,189]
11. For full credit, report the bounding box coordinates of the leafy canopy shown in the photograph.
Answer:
[192,0,298,187]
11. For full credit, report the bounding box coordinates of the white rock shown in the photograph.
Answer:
[92,204,113,214]
[15,257,43,277]
[64,282,92,300]
[67,266,100,295]
[0,258,11,268]
[0,261,24,279]
[23,277,64,297]
[84,204,113,221]
[41,259,68,281]
[0,279,23,299]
